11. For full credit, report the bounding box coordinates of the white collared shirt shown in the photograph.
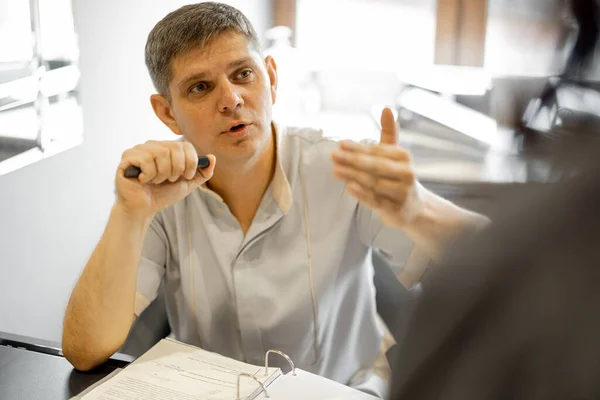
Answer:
[135,123,414,398]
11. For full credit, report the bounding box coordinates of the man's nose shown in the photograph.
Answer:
[217,81,243,112]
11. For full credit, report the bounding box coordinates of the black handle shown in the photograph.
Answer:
[124,156,210,178]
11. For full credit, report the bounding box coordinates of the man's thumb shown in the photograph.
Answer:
[380,107,398,145]
[192,154,216,186]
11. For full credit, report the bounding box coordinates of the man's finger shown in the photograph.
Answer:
[339,140,411,162]
[196,154,217,180]
[332,150,414,181]
[334,165,408,200]
[346,181,400,214]
[346,182,382,210]
[171,154,216,194]
[380,107,398,145]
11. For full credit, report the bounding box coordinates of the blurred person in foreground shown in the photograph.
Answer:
[390,124,600,399]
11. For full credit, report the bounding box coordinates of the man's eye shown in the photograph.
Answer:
[237,69,253,80]
[190,83,208,93]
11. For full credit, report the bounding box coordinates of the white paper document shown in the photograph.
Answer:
[82,339,281,400]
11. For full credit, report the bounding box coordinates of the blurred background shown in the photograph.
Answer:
[1,0,599,345]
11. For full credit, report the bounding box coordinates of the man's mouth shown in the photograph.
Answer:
[222,122,252,138]
[229,124,246,132]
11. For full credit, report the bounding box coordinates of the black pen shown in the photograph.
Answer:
[124,156,211,178]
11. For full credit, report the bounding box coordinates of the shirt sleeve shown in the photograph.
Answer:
[357,206,433,287]
[134,212,168,316]
[355,203,409,254]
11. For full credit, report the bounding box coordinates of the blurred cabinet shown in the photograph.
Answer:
[435,0,489,67]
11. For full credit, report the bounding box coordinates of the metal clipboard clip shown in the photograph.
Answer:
[265,349,296,376]
[235,350,296,400]
[236,373,270,400]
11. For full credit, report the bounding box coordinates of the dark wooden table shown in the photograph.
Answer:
[0,331,132,400]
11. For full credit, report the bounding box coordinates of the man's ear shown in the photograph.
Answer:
[150,94,183,135]
[265,55,278,105]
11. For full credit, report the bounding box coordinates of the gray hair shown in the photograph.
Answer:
[145,2,261,98]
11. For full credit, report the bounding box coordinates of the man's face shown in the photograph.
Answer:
[152,32,277,165]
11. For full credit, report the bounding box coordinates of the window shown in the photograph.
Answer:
[296,0,437,72]
[0,0,82,174]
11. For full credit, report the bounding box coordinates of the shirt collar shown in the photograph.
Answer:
[271,121,292,215]
[198,122,293,215]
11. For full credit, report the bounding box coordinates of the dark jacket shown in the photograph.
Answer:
[391,136,600,400]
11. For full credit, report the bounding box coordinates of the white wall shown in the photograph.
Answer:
[0,0,272,343]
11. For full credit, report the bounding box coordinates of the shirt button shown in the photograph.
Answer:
[218,208,225,214]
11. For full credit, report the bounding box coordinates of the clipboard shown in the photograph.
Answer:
[77,338,380,400]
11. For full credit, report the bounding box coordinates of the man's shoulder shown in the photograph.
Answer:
[282,124,335,145]
[278,124,345,158]
[279,122,377,147]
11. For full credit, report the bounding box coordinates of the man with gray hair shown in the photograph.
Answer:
[62,2,488,397]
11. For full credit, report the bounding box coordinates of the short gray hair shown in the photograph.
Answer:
[145,2,261,98]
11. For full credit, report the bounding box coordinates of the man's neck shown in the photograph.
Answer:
[207,127,276,233]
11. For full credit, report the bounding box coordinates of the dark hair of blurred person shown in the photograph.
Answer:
[564,0,600,78]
